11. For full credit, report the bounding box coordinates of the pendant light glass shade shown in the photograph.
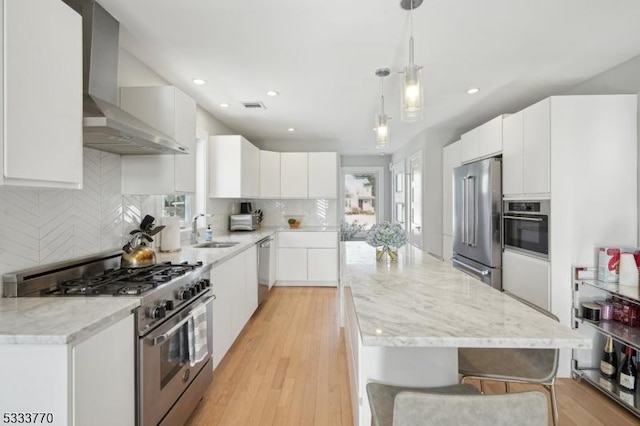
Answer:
[401,63,423,122]
[400,0,424,122]
[375,112,389,149]
[374,68,391,150]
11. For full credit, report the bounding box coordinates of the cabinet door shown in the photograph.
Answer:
[278,231,337,248]
[241,138,260,198]
[308,248,338,283]
[308,152,337,198]
[478,115,503,158]
[73,314,135,426]
[523,98,551,194]
[442,234,453,262]
[173,89,197,193]
[209,136,242,198]
[442,141,461,236]
[503,249,550,311]
[244,245,258,323]
[281,153,309,198]
[260,150,281,198]
[277,248,308,281]
[2,0,82,188]
[502,111,524,196]
[211,262,234,366]
[460,127,479,164]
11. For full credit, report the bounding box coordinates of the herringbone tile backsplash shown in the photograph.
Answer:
[0,148,148,280]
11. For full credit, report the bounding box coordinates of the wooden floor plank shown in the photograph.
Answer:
[186,287,639,426]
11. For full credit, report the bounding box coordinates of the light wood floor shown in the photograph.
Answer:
[186,287,639,426]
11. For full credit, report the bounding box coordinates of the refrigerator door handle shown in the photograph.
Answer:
[468,175,476,247]
[461,177,467,245]
[452,258,489,276]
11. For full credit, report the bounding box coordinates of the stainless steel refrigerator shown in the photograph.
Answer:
[452,157,502,289]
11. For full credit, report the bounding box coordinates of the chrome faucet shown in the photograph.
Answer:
[191,213,212,244]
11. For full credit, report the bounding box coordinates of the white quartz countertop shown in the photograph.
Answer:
[0,298,139,345]
[342,242,591,349]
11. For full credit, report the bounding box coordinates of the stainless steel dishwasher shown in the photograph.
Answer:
[257,236,276,305]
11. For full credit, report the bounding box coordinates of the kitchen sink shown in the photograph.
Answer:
[194,241,241,248]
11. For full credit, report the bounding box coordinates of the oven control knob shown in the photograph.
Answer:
[192,282,202,293]
[189,285,198,296]
[200,279,210,288]
[148,305,166,320]
[178,288,192,300]
[160,300,174,311]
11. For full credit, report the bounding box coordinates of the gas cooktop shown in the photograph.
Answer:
[41,261,203,297]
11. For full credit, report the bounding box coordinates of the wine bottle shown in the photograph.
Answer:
[619,346,637,392]
[600,336,618,378]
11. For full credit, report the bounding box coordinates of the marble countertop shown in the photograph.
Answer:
[0,298,139,345]
[0,226,339,346]
[342,242,591,349]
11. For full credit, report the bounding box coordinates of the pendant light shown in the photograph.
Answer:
[375,68,390,150]
[400,0,424,122]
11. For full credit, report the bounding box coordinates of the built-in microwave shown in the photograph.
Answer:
[503,200,550,259]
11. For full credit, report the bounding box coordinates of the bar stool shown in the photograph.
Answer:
[458,307,560,425]
[366,382,548,426]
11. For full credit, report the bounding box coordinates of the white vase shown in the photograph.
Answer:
[618,253,639,286]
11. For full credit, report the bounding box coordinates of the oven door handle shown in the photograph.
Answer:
[503,215,544,222]
[148,295,216,346]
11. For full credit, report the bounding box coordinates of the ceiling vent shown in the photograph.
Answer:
[241,101,267,110]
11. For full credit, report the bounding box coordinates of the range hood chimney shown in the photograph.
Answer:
[63,0,188,155]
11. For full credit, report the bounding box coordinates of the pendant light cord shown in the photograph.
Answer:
[409,0,415,66]
[380,77,385,115]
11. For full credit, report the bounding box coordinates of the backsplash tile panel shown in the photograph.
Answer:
[0,191,40,274]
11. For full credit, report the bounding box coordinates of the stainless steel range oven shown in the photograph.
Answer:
[503,200,550,259]
[3,251,214,426]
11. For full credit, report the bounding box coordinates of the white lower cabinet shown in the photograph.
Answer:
[0,314,135,426]
[211,245,259,370]
[503,249,550,311]
[276,231,338,286]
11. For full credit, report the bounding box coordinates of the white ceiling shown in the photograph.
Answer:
[98,0,640,155]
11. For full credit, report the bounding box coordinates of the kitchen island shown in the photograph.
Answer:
[341,242,591,426]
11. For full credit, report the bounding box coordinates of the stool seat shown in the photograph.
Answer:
[366,383,480,426]
[366,382,548,426]
[458,347,556,383]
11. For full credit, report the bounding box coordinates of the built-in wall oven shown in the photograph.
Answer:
[503,200,550,259]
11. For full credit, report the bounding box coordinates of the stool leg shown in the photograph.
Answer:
[479,380,485,394]
[504,381,509,393]
[547,383,559,426]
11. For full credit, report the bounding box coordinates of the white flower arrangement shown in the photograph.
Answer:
[365,221,407,250]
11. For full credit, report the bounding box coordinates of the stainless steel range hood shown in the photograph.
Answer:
[63,0,188,155]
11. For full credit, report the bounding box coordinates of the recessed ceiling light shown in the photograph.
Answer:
[466,88,479,95]
[193,78,206,85]
[287,128,295,132]
[219,103,230,108]
[267,90,279,96]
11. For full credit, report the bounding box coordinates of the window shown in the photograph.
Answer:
[341,167,385,240]
[162,194,192,226]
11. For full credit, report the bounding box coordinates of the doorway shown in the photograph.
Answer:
[340,167,385,240]
[409,151,423,249]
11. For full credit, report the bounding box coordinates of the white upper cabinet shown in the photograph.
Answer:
[280,152,309,198]
[502,111,524,195]
[461,115,504,164]
[308,152,338,198]
[502,99,550,197]
[120,86,197,194]
[522,98,550,195]
[259,150,281,198]
[209,135,260,198]
[0,0,83,189]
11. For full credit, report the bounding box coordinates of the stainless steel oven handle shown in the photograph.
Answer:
[452,258,489,276]
[149,295,216,346]
[503,215,544,222]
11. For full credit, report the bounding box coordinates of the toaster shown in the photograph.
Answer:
[229,214,260,231]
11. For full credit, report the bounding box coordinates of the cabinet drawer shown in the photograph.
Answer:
[277,231,337,248]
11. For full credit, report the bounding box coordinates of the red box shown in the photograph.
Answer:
[622,303,640,327]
